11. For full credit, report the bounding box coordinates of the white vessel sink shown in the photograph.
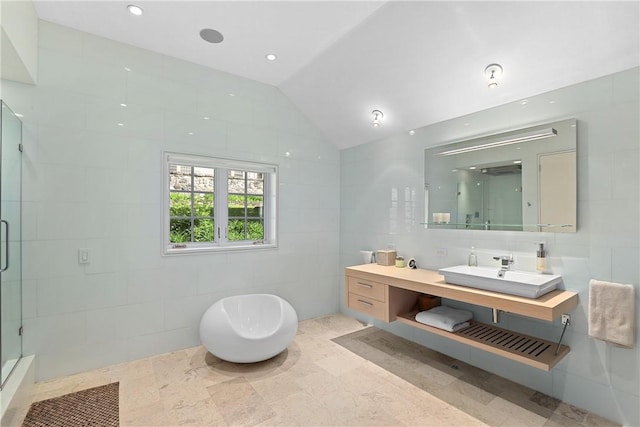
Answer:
[438,265,562,298]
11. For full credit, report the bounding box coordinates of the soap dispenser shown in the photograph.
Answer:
[535,243,546,273]
[468,246,478,267]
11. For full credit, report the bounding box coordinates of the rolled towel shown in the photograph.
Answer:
[589,279,635,348]
[415,305,473,332]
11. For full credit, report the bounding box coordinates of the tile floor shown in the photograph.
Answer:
[11,314,619,426]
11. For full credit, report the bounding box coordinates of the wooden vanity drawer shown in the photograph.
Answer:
[347,277,386,301]
[348,293,386,320]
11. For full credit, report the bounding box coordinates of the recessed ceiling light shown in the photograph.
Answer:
[203,116,210,120]
[124,67,132,72]
[188,132,194,135]
[520,99,529,105]
[120,103,127,107]
[469,166,477,170]
[228,93,236,97]
[408,130,416,136]
[117,123,124,127]
[127,4,143,16]
[265,53,277,61]
[200,28,224,44]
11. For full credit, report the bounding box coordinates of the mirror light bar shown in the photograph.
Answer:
[438,128,557,156]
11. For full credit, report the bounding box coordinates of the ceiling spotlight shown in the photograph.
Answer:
[408,130,416,136]
[484,63,503,89]
[127,4,143,16]
[372,110,384,127]
[265,53,277,61]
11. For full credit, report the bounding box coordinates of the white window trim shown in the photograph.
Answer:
[162,152,278,255]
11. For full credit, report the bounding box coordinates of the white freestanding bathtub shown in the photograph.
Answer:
[199,294,298,363]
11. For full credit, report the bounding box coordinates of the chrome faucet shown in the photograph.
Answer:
[493,255,514,277]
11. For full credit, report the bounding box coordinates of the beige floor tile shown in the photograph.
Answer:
[249,369,304,404]
[488,396,548,427]
[119,374,161,412]
[207,377,277,426]
[27,316,620,427]
[166,396,227,426]
[120,401,175,426]
[314,350,367,377]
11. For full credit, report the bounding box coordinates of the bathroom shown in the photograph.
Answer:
[1,1,639,426]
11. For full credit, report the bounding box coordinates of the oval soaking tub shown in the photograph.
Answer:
[199,294,298,363]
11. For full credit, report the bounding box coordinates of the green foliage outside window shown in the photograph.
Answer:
[170,192,264,243]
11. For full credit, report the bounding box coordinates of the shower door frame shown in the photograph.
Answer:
[0,100,23,389]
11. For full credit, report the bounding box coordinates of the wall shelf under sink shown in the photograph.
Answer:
[397,311,569,371]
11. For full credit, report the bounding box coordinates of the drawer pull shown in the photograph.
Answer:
[357,299,374,306]
[357,282,373,288]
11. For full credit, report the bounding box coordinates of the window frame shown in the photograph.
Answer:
[163,152,278,255]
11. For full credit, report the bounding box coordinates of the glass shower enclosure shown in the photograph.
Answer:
[0,100,23,388]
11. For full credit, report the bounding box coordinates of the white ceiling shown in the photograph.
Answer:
[33,1,640,149]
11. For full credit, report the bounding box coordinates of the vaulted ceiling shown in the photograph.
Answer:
[33,1,640,149]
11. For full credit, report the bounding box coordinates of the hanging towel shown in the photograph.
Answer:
[588,279,635,348]
[415,305,473,332]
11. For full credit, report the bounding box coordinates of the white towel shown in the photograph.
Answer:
[588,279,635,348]
[415,306,473,332]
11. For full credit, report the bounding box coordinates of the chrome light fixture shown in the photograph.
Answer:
[438,128,557,156]
[372,110,384,127]
[484,63,503,89]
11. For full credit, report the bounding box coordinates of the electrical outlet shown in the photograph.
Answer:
[561,314,571,325]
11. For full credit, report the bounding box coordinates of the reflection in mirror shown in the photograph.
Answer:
[424,118,577,232]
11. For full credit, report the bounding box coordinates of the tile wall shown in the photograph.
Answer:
[339,68,639,425]
[1,20,341,382]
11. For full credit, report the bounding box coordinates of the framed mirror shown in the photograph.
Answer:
[424,118,577,232]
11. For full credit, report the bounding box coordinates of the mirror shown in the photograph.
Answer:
[425,118,576,232]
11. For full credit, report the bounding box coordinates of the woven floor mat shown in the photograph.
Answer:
[22,382,119,427]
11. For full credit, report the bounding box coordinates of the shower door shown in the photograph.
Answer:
[0,101,23,388]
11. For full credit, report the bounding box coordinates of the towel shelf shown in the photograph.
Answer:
[397,311,570,371]
[345,264,578,370]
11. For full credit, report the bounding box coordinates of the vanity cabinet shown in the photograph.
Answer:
[346,276,418,322]
[345,264,579,371]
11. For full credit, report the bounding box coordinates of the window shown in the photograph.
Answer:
[163,152,277,254]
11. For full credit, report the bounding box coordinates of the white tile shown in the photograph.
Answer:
[33,88,85,129]
[86,306,126,344]
[36,275,86,316]
[84,272,127,310]
[126,268,166,304]
[38,21,83,56]
[27,163,86,203]
[36,201,88,240]
[127,203,161,239]
[23,240,86,280]
[612,148,639,200]
[33,312,86,354]
[84,239,122,274]
[121,302,165,339]
[163,295,213,330]
[82,32,163,75]
[609,345,640,397]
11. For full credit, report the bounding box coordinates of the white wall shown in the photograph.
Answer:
[340,68,639,426]
[0,0,38,84]
[1,20,341,382]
